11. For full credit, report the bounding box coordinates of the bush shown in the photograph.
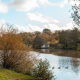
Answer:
[32,59,55,80]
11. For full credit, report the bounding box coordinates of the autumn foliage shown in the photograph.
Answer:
[0,27,37,74]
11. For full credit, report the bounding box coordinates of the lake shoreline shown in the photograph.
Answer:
[34,49,80,80]
[34,49,80,58]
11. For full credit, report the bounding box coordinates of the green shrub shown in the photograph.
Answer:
[32,59,55,80]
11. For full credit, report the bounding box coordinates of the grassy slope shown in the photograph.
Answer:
[0,68,35,80]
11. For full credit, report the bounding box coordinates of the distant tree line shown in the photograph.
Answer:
[19,27,80,50]
[58,27,80,50]
[20,28,58,49]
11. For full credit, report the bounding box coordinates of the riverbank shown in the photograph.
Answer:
[0,68,35,80]
[34,48,80,58]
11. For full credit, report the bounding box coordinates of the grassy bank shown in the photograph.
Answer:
[0,68,35,80]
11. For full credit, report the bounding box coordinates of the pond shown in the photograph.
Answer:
[33,49,80,80]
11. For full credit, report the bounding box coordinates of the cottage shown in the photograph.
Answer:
[41,43,49,48]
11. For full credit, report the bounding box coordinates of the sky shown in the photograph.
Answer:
[0,0,80,32]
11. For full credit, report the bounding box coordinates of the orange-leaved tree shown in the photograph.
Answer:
[0,26,37,74]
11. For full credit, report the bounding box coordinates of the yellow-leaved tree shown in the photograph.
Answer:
[0,26,37,74]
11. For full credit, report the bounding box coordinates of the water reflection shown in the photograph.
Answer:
[41,49,49,53]
[71,58,80,74]
[34,49,80,80]
[59,57,80,74]
[36,49,80,58]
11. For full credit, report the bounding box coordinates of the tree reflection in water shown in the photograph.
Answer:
[71,58,80,74]
[34,49,80,80]
[37,49,80,74]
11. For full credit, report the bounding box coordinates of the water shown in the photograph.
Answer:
[33,49,80,80]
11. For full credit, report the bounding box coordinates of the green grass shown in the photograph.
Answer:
[0,68,35,80]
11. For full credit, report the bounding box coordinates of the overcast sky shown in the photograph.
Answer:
[0,0,79,32]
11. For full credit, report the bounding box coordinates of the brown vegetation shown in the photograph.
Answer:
[0,27,37,74]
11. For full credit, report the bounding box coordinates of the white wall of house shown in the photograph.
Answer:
[41,45,45,48]
[41,44,49,48]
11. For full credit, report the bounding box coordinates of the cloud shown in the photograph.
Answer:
[8,0,70,12]
[12,23,60,32]
[41,22,76,31]
[42,24,60,31]
[0,0,8,13]
[9,0,39,11]
[69,0,80,6]
[11,22,79,33]
[0,21,76,33]
[38,0,80,7]
[61,22,78,30]
[27,12,59,23]
[8,0,80,12]
[58,0,68,7]
[0,19,6,24]
[37,0,53,5]
[13,24,43,32]
[37,0,68,7]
